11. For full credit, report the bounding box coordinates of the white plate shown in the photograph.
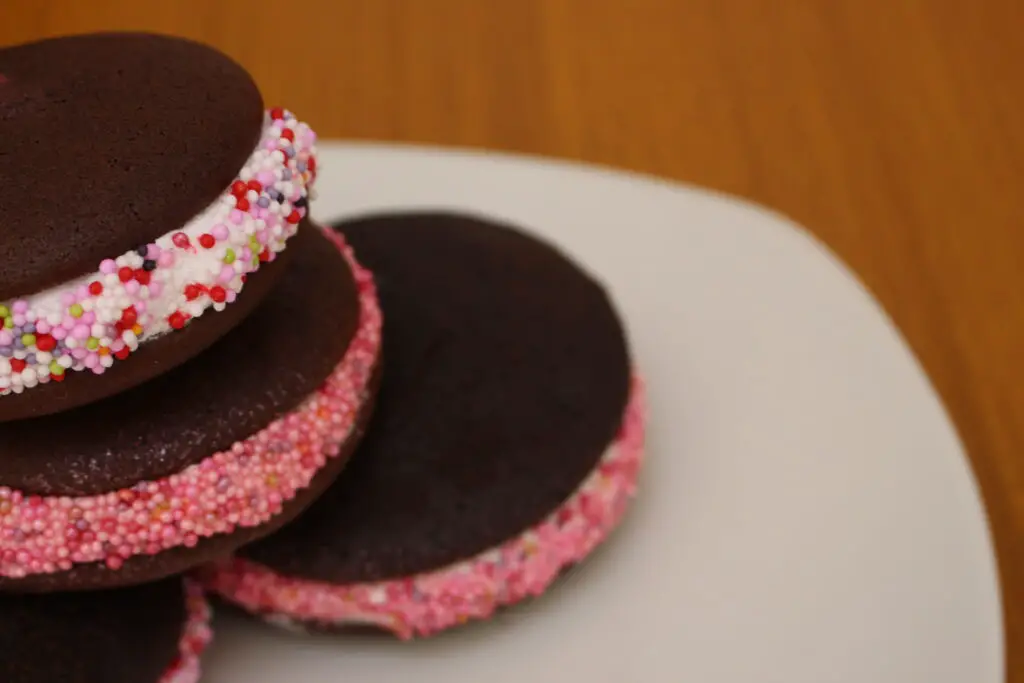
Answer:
[204,143,1003,683]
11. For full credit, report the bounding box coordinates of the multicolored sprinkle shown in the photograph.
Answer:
[203,377,646,639]
[0,231,381,579]
[159,581,213,683]
[0,108,318,398]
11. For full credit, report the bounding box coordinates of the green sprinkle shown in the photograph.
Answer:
[49,361,63,376]
[86,337,99,351]
[0,305,9,318]
[69,303,84,318]
[21,334,35,347]
[3,318,12,329]
[223,248,236,265]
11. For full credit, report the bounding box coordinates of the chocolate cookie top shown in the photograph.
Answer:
[0,31,263,297]
[239,212,632,583]
[0,225,359,497]
[0,578,185,683]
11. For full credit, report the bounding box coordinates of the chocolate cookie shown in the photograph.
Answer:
[0,578,211,683]
[0,225,382,592]
[206,212,644,638]
[0,32,319,420]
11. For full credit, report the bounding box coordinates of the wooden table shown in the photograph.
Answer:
[4,0,1021,676]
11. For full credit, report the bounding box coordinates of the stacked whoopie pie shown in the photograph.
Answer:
[0,32,380,682]
[1,30,644,682]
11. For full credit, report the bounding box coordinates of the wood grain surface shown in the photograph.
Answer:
[2,0,1021,677]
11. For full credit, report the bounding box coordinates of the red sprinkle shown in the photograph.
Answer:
[114,347,131,360]
[172,232,191,249]
[281,128,295,142]
[231,180,247,197]
[35,334,56,352]
[246,179,262,193]
[259,249,272,262]
[184,284,202,301]
[88,281,103,296]
[198,234,216,249]
[209,286,227,303]
[118,267,134,283]
[51,372,65,383]
[270,106,285,120]
[308,156,316,173]
[9,359,25,373]
[121,307,138,326]
[236,198,250,212]
[168,312,189,330]
[134,269,151,286]
[286,210,301,224]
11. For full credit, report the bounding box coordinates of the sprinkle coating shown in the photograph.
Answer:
[0,108,318,398]
[204,377,645,639]
[0,231,381,579]
[159,581,213,683]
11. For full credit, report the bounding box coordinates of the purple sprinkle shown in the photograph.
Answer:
[281,170,292,181]
[257,196,270,208]
[10,326,21,336]
[24,353,35,365]
[12,339,23,350]
[296,161,307,172]
[75,519,89,531]
[0,347,11,357]
[284,147,296,158]
[22,323,34,334]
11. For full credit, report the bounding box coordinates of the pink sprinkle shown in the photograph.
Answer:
[258,208,270,220]
[226,291,238,304]
[241,247,253,262]
[229,210,244,225]
[71,347,88,360]
[11,301,27,314]
[11,314,24,327]
[51,327,67,341]
[75,285,90,300]
[158,251,175,268]
[257,170,276,186]
[211,223,230,241]
[0,331,11,346]
[72,324,90,340]
[61,316,76,331]
[81,311,96,325]
[99,259,117,275]
[148,281,164,298]
[83,354,98,369]
[34,321,50,335]
[125,281,140,295]
[219,265,235,284]
[135,301,147,313]
[146,244,161,259]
